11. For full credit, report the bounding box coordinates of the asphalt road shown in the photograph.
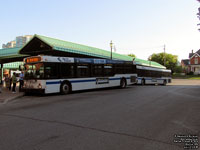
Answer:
[0,79,200,150]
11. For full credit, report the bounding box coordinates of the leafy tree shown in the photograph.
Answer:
[174,66,183,73]
[128,54,136,58]
[148,53,178,73]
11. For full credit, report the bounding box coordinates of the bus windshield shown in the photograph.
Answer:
[24,63,44,79]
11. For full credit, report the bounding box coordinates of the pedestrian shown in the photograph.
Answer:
[0,80,2,93]
[9,74,12,91]
[5,74,10,89]
[19,71,24,92]
[12,72,17,93]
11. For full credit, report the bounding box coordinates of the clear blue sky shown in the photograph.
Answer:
[0,0,200,61]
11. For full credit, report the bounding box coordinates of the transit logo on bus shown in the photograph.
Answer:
[152,78,157,82]
[94,59,106,64]
[96,78,109,84]
[57,57,74,63]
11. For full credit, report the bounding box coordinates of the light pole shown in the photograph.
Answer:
[110,41,113,60]
[149,56,152,66]
[164,44,166,66]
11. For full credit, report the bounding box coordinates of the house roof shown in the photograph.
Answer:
[181,59,189,65]
[189,53,194,58]
[19,34,166,69]
[189,49,200,58]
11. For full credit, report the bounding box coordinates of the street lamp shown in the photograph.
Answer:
[164,44,166,66]
[110,40,113,60]
[149,56,152,66]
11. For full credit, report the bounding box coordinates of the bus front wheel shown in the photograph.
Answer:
[60,82,71,94]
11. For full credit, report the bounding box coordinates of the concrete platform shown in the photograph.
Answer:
[0,85,24,104]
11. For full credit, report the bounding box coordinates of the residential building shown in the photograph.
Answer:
[181,50,200,75]
[189,49,200,74]
[181,59,190,73]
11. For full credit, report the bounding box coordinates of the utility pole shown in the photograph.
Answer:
[110,41,113,60]
[164,44,166,66]
[0,63,3,85]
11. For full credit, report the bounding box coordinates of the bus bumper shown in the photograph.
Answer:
[23,88,45,94]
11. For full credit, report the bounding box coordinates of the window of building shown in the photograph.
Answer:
[195,57,198,64]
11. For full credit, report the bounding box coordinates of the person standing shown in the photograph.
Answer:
[9,74,12,91]
[12,72,17,93]
[0,80,2,93]
[5,75,10,89]
[19,71,24,92]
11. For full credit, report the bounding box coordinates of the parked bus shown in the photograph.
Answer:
[23,55,137,94]
[136,65,171,85]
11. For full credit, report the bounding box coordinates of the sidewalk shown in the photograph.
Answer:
[0,85,24,104]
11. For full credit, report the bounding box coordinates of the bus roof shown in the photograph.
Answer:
[24,55,133,65]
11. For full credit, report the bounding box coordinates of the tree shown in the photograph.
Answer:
[148,53,178,73]
[174,66,183,73]
[128,54,136,58]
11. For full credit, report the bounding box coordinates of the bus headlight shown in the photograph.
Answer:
[38,83,42,89]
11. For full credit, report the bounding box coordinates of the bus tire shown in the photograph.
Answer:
[60,82,71,94]
[141,79,145,85]
[120,78,127,88]
[162,80,167,86]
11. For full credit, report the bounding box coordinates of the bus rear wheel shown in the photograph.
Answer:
[60,82,71,94]
[120,78,127,88]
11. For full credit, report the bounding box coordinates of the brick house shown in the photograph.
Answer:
[181,59,190,73]
[182,50,200,75]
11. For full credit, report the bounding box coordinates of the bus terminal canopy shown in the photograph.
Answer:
[0,34,166,69]
[0,47,28,64]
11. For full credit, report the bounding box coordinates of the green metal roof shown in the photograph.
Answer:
[33,35,165,69]
[2,62,24,69]
[0,47,27,59]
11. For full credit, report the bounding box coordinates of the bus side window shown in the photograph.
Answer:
[77,65,89,77]
[92,65,103,77]
[61,64,74,78]
[44,63,58,79]
[115,64,124,74]
[124,64,132,74]
[132,65,136,73]
[103,65,113,76]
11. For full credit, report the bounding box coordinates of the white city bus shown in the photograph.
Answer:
[136,65,171,85]
[23,55,137,94]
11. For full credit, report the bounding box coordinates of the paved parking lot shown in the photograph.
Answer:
[0,79,199,150]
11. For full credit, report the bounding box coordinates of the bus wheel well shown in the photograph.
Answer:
[162,79,167,86]
[60,80,72,94]
[120,77,127,88]
[141,78,145,85]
